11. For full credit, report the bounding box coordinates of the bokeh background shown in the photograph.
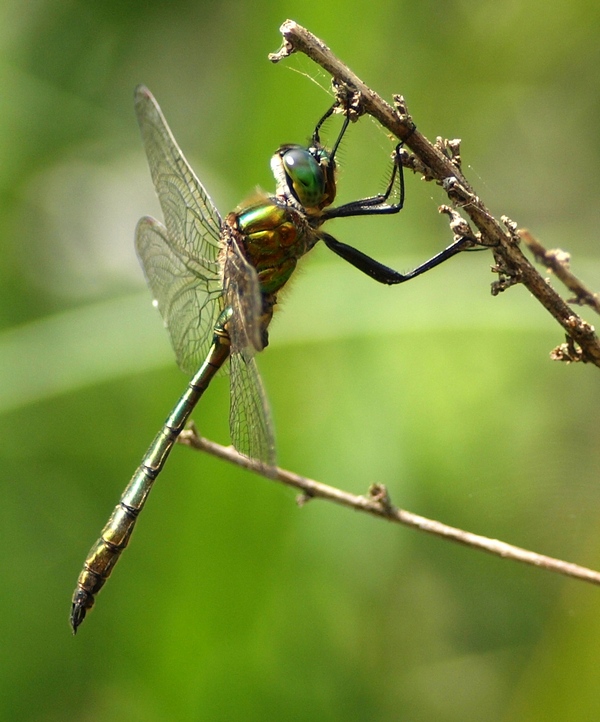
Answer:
[2,1,600,720]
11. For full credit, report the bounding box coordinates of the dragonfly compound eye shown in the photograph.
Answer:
[281,147,326,208]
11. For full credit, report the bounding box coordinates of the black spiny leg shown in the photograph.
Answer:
[322,232,476,285]
[313,100,474,283]
[321,142,407,222]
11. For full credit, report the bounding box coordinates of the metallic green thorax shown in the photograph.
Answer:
[229,198,316,296]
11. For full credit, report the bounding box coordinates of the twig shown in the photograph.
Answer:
[179,428,600,588]
[520,229,600,315]
[269,20,600,367]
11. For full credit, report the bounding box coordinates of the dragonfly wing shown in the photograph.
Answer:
[222,227,263,359]
[135,85,224,372]
[136,86,274,464]
[229,352,276,467]
[136,217,224,373]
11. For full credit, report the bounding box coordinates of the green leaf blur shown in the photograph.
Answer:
[2,1,600,720]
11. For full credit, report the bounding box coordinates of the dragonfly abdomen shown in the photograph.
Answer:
[70,318,231,632]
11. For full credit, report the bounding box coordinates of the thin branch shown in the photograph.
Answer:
[179,428,600,588]
[520,229,600,315]
[269,20,600,366]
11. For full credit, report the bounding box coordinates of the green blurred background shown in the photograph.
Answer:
[2,0,600,720]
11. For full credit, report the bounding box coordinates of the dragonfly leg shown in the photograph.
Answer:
[312,103,337,146]
[320,142,407,222]
[322,231,477,285]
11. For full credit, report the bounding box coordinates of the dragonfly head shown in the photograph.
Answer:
[272,143,337,213]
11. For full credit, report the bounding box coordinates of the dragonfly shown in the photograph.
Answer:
[70,85,468,633]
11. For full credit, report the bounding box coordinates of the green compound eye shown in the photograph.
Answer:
[281,147,326,207]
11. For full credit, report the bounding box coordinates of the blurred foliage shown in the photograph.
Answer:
[1,1,600,720]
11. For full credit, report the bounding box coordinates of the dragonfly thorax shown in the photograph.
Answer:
[271,144,337,214]
[229,194,319,297]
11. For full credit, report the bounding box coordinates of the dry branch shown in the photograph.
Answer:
[177,21,600,596]
[269,19,600,366]
[179,429,600,588]
[520,229,600,315]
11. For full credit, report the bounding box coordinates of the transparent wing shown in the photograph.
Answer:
[222,226,263,359]
[136,217,224,373]
[134,85,224,373]
[222,225,274,464]
[136,86,276,463]
[230,352,276,467]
